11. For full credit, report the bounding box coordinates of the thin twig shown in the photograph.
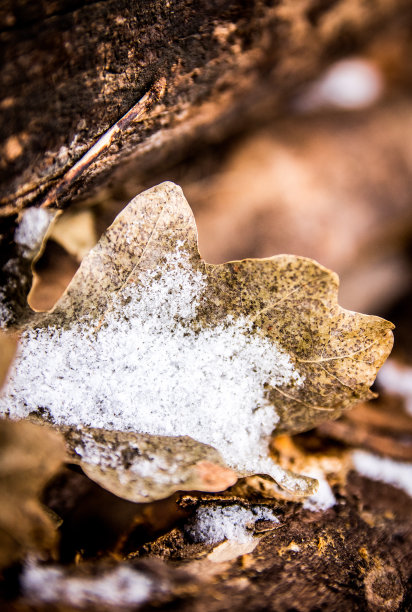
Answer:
[40,77,167,209]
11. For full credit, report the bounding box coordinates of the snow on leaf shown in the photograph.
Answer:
[0,182,394,502]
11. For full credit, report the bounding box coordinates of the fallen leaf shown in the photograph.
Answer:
[0,328,65,568]
[0,419,65,569]
[206,539,258,562]
[0,332,17,389]
[0,207,57,329]
[62,427,238,502]
[0,182,393,502]
[28,240,80,312]
[50,208,97,261]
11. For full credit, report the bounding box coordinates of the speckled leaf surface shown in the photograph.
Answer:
[0,182,393,502]
[62,427,238,502]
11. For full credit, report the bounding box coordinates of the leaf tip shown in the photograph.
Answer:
[194,461,238,492]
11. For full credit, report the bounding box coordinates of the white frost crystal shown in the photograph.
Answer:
[377,359,412,416]
[352,450,412,498]
[0,247,303,480]
[0,288,12,329]
[22,563,154,608]
[185,504,279,544]
[14,208,53,256]
[302,468,336,512]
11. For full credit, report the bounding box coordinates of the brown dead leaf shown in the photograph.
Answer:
[0,332,17,389]
[0,419,64,569]
[0,207,57,328]
[28,240,80,312]
[0,182,393,502]
[50,208,97,262]
[62,427,237,502]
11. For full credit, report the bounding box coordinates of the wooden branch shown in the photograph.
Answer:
[40,78,167,209]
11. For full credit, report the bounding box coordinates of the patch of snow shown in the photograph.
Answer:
[21,563,154,608]
[185,504,279,545]
[0,246,303,480]
[0,288,12,329]
[297,58,383,111]
[352,450,412,498]
[14,208,53,256]
[377,359,412,415]
[302,468,336,512]
[0,258,22,328]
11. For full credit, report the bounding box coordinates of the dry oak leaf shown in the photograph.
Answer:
[0,332,64,569]
[0,182,393,503]
[0,418,64,569]
[0,331,17,389]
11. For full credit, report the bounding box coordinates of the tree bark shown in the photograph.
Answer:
[2,0,412,214]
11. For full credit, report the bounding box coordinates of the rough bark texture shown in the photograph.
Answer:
[147,475,412,612]
[2,0,412,214]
